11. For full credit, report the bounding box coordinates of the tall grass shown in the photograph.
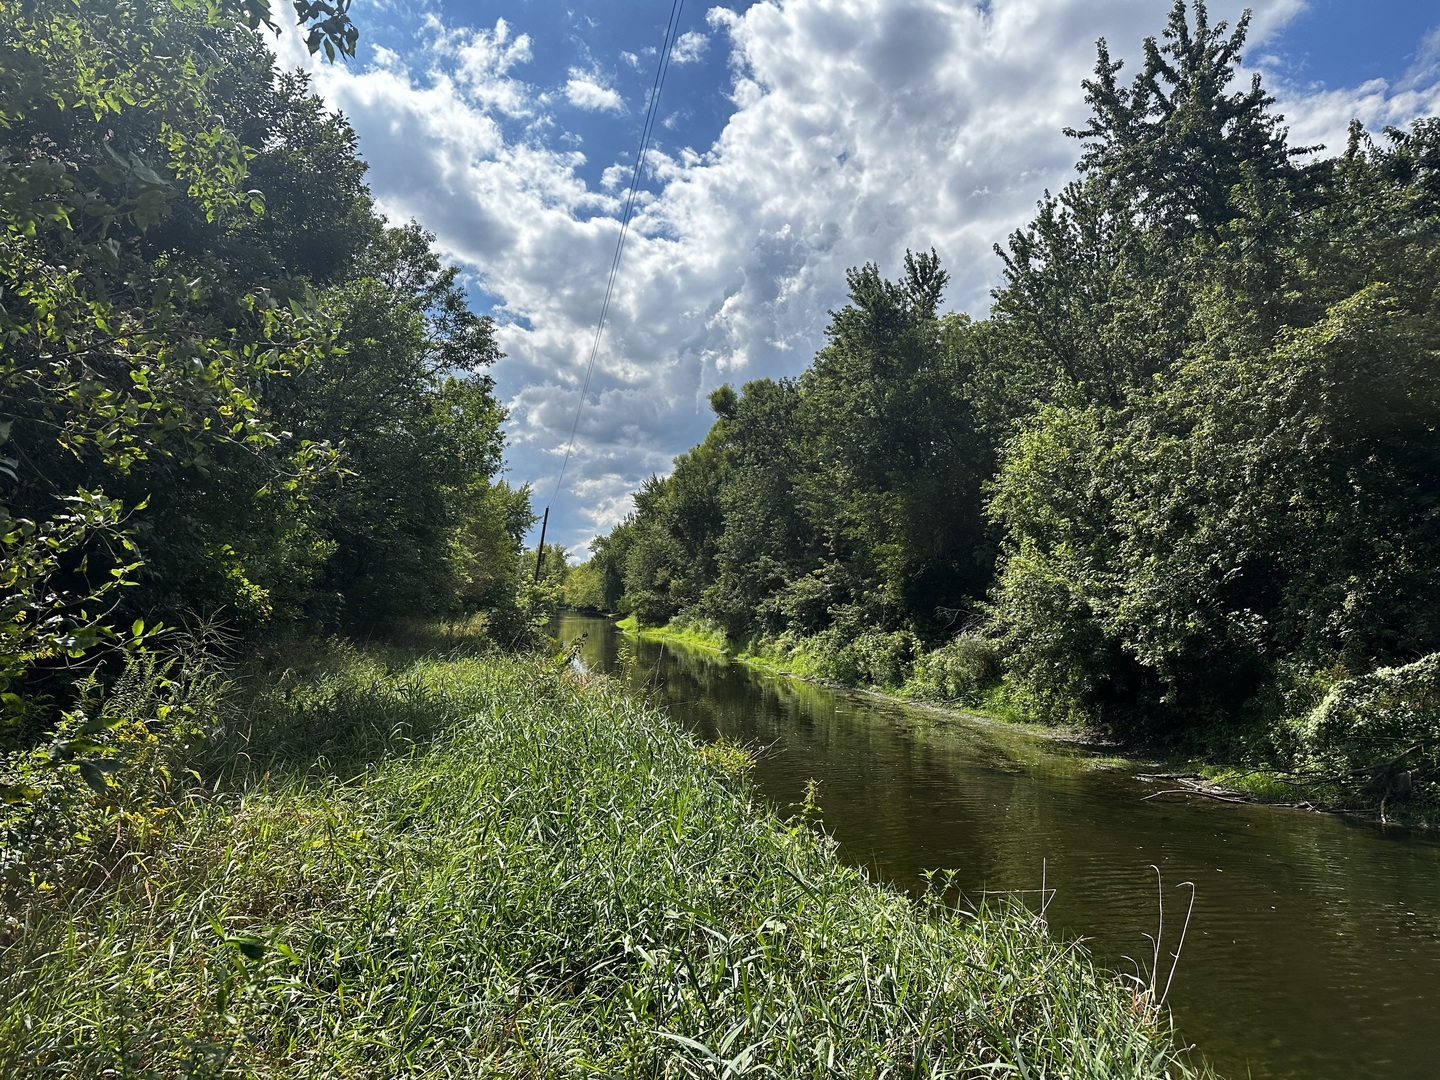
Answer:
[2,640,1203,1077]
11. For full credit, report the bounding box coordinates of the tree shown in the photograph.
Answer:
[986,20,1440,735]
[281,222,506,627]
[990,0,1304,416]
[1,0,352,734]
[1065,0,1298,239]
[1,0,526,754]
[792,251,992,636]
[707,378,814,637]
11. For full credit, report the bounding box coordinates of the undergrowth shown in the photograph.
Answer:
[2,637,1201,1077]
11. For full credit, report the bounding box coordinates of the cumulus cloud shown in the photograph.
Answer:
[671,30,710,64]
[1272,77,1440,154]
[425,14,535,116]
[564,67,625,112]
[281,0,1440,554]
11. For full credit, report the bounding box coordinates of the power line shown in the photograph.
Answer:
[548,0,686,509]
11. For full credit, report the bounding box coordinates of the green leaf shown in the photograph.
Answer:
[227,936,267,961]
[78,713,127,736]
[77,760,113,793]
[1,783,45,805]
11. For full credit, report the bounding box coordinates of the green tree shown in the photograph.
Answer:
[1,0,354,733]
[282,222,506,627]
[987,22,1440,735]
[792,251,992,636]
[990,0,1304,417]
[1,0,528,754]
[707,378,815,637]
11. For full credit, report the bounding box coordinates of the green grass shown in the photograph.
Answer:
[3,639,1202,1077]
[1196,766,1308,803]
[620,614,734,657]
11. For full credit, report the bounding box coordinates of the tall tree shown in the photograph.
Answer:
[793,251,991,635]
[1,0,523,748]
[991,0,1304,415]
[1,0,351,731]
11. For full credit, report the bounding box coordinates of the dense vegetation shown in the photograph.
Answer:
[1,0,545,780]
[580,2,1440,816]
[2,4,1205,1076]
[1,637,1201,1078]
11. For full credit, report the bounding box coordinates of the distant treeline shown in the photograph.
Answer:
[2,0,540,751]
[576,2,1440,755]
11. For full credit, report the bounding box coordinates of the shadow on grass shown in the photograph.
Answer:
[210,621,508,786]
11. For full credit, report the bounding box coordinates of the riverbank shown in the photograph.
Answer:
[2,635,1200,1077]
[616,614,1437,827]
[616,613,1056,734]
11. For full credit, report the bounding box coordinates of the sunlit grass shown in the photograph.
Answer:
[3,641,1204,1077]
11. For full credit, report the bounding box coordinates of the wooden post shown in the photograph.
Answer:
[532,506,550,585]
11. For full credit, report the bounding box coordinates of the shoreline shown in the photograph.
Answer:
[607,613,1415,829]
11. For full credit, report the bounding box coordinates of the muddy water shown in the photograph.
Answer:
[556,614,1440,1079]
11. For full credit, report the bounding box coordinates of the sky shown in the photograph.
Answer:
[269,0,1440,557]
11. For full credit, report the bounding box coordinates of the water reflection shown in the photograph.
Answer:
[557,614,1440,1080]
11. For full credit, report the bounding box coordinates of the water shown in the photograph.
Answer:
[557,613,1440,1079]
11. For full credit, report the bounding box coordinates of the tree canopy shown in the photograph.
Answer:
[2,0,533,754]
[588,0,1440,756]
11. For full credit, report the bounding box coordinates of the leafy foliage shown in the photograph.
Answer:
[1293,653,1440,815]
[595,251,995,655]
[2,1,530,758]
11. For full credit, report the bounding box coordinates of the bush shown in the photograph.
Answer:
[1,636,225,908]
[908,632,1003,706]
[798,628,918,689]
[1292,652,1440,816]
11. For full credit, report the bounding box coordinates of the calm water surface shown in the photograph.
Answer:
[557,613,1440,1080]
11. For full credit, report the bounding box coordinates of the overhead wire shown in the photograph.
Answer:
[548,0,687,509]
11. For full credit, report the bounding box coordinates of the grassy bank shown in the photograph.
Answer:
[617,615,1440,826]
[2,636,1200,1077]
[618,614,1017,719]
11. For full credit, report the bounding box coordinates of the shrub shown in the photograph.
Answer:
[1,636,225,908]
[1292,652,1440,816]
[803,628,918,689]
[908,632,1004,706]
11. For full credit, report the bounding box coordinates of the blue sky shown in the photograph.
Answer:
[274,1,1440,556]
[1266,1,1438,86]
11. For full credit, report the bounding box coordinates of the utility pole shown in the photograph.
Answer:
[532,506,550,585]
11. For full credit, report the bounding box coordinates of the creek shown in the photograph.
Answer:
[557,612,1440,1079]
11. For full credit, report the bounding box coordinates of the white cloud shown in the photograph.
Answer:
[1401,25,1440,91]
[564,67,625,112]
[672,30,710,64]
[277,0,1440,554]
[1271,77,1440,154]
[413,14,536,116]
